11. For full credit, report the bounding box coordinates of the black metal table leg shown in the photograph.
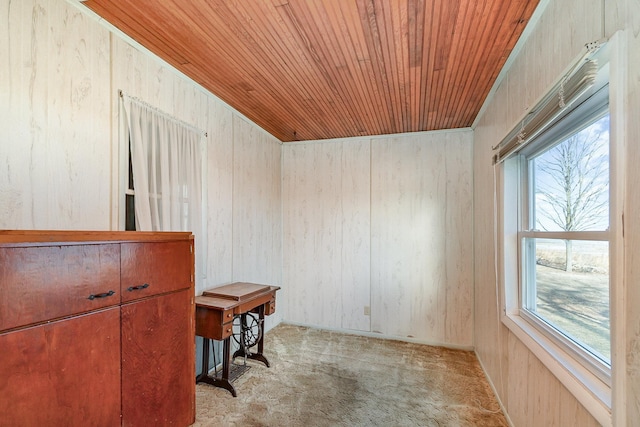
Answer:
[195,337,211,383]
[195,337,237,397]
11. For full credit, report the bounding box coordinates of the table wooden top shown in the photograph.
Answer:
[203,282,272,301]
[194,296,240,310]
[196,282,280,311]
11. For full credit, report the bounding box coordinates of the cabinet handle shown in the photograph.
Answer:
[127,283,150,292]
[88,290,115,300]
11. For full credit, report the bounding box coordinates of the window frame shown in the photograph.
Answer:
[497,43,620,426]
[516,100,611,384]
[501,160,613,421]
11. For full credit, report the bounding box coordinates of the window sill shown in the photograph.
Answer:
[502,312,611,426]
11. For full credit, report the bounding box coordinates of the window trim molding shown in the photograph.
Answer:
[606,29,627,427]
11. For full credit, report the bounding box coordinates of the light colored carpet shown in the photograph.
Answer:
[193,324,508,427]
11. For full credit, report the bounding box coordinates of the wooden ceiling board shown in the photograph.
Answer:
[83,0,540,142]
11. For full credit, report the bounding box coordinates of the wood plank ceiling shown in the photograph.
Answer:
[82,0,540,142]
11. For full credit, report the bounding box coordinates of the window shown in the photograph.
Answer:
[120,93,206,292]
[497,43,617,421]
[124,134,192,233]
[125,139,136,231]
[518,103,610,382]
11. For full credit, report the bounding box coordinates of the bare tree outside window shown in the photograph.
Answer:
[533,115,610,272]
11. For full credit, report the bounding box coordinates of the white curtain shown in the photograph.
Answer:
[123,96,205,289]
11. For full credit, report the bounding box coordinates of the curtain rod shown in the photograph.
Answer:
[119,90,207,138]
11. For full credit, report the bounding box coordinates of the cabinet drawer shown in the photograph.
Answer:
[0,245,121,331]
[264,298,276,315]
[195,306,235,340]
[120,240,192,303]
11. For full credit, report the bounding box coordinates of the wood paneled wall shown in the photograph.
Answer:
[371,132,472,345]
[232,115,283,330]
[283,130,473,346]
[1,0,111,230]
[473,0,640,424]
[283,139,370,331]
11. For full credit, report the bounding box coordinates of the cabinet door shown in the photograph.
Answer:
[0,307,121,427]
[120,241,192,303]
[121,290,194,426]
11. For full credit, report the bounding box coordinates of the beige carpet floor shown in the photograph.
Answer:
[193,324,508,427]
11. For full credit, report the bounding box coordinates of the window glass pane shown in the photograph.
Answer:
[125,194,136,231]
[523,238,610,364]
[530,115,609,232]
[128,141,135,191]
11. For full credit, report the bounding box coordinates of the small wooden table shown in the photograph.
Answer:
[195,282,280,397]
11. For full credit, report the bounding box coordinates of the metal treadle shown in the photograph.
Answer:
[227,363,251,382]
[208,362,251,383]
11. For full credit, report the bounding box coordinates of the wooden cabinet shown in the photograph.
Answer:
[0,231,195,427]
